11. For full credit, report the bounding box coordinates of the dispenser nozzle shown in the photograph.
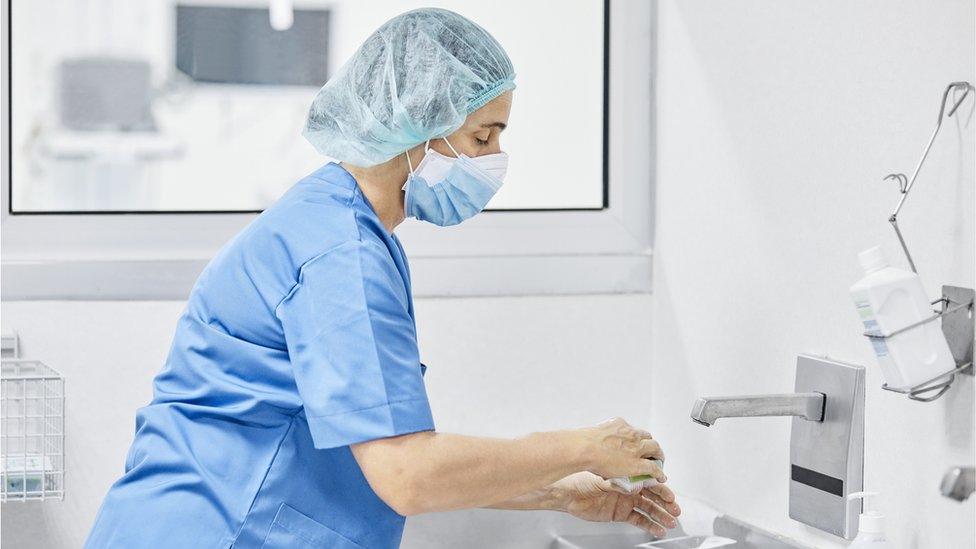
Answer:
[847,491,885,535]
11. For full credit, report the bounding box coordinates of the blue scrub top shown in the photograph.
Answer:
[86,163,435,549]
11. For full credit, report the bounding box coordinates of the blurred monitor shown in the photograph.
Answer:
[60,57,155,131]
[176,5,330,86]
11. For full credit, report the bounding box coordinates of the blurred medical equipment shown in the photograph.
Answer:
[176,4,329,86]
[24,0,332,211]
[33,56,183,210]
[59,58,156,131]
[269,0,294,31]
[303,7,516,167]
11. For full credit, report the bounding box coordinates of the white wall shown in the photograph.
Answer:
[0,295,653,548]
[651,1,975,548]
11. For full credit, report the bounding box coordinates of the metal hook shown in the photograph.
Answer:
[944,82,972,119]
[884,81,974,273]
[883,173,908,193]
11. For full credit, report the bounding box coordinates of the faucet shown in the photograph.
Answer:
[941,467,975,502]
[689,356,864,539]
[690,392,825,427]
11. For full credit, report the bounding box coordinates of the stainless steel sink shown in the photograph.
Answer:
[552,516,809,549]
[401,497,811,549]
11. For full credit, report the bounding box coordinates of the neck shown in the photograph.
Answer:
[341,157,410,233]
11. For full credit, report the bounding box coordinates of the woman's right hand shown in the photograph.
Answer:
[575,418,666,482]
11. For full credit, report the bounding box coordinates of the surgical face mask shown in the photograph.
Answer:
[403,138,508,226]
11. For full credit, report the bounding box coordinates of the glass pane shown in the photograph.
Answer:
[9,0,605,213]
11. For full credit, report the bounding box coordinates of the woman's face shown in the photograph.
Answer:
[431,91,513,158]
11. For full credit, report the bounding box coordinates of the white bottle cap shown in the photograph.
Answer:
[858,246,889,274]
[847,491,885,534]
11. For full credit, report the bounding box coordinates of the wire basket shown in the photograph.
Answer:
[1,360,65,501]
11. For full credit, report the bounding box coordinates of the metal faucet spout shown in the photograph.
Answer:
[690,392,825,427]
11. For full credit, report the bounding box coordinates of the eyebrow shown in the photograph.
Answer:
[481,122,507,131]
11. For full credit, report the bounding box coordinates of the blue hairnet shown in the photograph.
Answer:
[302,8,516,167]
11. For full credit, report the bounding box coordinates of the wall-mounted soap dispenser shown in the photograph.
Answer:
[860,81,975,402]
[851,246,956,389]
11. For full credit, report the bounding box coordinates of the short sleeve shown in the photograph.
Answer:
[276,240,434,449]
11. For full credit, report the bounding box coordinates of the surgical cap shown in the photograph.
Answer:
[302,8,516,167]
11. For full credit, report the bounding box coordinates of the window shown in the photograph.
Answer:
[1,0,654,298]
[8,0,605,213]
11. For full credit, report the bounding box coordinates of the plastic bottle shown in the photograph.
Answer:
[850,246,955,389]
[846,491,890,547]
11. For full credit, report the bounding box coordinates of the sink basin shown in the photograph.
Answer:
[553,534,738,548]
[552,516,807,549]
[401,496,811,549]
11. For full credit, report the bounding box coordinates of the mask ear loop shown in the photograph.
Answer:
[442,137,461,159]
[405,140,431,175]
[405,150,414,173]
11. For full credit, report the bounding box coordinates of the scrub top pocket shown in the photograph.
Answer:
[261,503,365,549]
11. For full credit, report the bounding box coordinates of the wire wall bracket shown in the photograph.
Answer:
[863,286,973,402]
[868,81,975,402]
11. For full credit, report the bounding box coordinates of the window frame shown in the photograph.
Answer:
[0,0,655,299]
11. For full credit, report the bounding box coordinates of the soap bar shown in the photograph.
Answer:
[610,459,664,492]
[611,474,658,493]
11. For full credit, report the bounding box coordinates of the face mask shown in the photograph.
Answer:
[403,138,508,226]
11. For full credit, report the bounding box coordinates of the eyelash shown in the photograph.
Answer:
[475,137,489,146]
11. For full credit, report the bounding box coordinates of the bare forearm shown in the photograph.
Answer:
[352,417,665,517]
[352,430,586,515]
[485,484,563,511]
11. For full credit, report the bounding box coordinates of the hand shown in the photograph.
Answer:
[552,471,681,538]
[576,418,666,481]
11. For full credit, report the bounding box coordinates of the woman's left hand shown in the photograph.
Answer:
[551,472,681,538]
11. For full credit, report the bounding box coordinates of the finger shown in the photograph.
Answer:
[635,496,679,529]
[643,491,682,518]
[638,438,664,460]
[643,482,676,504]
[635,459,667,482]
[642,485,681,517]
[625,509,666,538]
[632,428,653,440]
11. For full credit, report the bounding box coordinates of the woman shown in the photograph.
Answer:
[86,8,678,548]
